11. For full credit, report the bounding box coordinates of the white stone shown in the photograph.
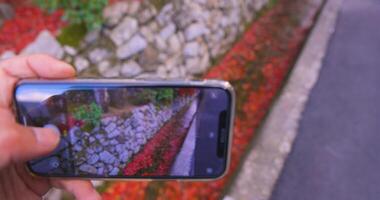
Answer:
[107,128,120,139]
[156,3,174,26]
[68,126,81,144]
[120,61,142,78]
[115,144,124,154]
[88,48,109,64]
[135,72,160,79]
[148,21,159,32]
[74,56,90,73]
[159,23,176,40]
[140,26,155,43]
[97,60,111,74]
[185,22,210,41]
[164,55,180,70]
[161,3,174,13]
[199,52,210,71]
[183,41,200,57]
[158,53,168,63]
[109,167,119,176]
[105,122,117,133]
[185,52,209,74]
[168,34,181,53]
[79,164,97,174]
[185,57,202,74]
[110,139,118,145]
[97,167,104,175]
[88,154,99,165]
[99,151,116,164]
[73,144,83,152]
[103,2,129,26]
[119,151,131,162]
[116,34,147,59]
[177,31,185,43]
[138,46,160,71]
[229,10,240,25]
[84,29,100,44]
[127,1,140,16]
[138,7,155,24]
[179,65,187,77]
[101,117,112,125]
[110,17,138,46]
[89,137,96,143]
[193,0,207,4]
[220,16,230,28]
[63,45,77,56]
[168,67,180,78]
[157,65,167,78]
[102,66,120,78]
[154,36,167,51]
[21,30,64,59]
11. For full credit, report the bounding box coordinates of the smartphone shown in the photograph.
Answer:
[13,79,235,180]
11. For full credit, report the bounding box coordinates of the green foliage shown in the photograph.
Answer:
[129,89,175,106]
[155,88,174,103]
[36,0,108,30]
[57,23,87,47]
[73,103,103,131]
[129,89,157,106]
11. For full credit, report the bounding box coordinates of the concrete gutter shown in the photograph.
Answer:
[224,0,343,199]
[170,99,198,176]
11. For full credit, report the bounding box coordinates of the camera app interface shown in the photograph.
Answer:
[15,83,230,178]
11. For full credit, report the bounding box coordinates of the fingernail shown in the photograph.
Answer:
[44,124,61,135]
[59,62,76,73]
[34,127,60,148]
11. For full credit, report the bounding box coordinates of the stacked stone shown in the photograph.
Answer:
[1,0,269,79]
[68,95,194,176]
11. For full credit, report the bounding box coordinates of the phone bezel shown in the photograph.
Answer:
[13,78,235,181]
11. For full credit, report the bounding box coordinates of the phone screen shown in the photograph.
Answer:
[14,81,233,179]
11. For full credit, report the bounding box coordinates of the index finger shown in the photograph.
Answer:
[0,54,76,108]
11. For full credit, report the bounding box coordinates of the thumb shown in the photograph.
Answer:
[0,123,60,168]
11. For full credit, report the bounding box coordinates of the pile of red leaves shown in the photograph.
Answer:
[101,0,321,199]
[0,7,65,54]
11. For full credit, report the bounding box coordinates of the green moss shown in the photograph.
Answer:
[149,0,170,11]
[57,23,87,47]
[255,0,278,19]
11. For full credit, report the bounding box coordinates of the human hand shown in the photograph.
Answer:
[0,54,101,200]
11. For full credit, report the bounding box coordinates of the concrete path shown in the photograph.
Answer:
[270,0,380,199]
[225,0,341,199]
[170,98,198,176]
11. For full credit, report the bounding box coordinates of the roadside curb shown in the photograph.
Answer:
[225,0,343,199]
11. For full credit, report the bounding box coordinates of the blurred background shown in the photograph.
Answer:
[1,0,379,199]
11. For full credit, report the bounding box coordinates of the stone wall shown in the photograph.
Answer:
[79,0,269,78]
[68,95,195,176]
[1,0,270,79]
